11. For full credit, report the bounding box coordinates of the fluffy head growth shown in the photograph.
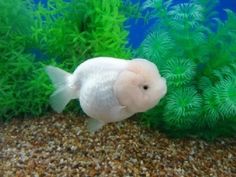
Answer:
[114,58,167,113]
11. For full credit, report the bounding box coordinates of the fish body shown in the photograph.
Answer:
[79,71,133,123]
[46,57,167,132]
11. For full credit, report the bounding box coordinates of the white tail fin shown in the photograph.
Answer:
[45,66,78,113]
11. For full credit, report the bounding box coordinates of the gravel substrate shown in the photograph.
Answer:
[0,114,235,177]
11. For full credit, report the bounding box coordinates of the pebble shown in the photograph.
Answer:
[0,114,235,176]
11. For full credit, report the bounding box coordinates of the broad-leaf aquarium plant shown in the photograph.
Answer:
[138,0,236,139]
[0,0,131,121]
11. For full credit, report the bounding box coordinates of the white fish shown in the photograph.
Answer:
[46,57,167,132]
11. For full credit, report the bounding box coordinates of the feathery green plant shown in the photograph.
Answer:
[138,0,236,139]
[0,0,132,121]
[31,0,131,65]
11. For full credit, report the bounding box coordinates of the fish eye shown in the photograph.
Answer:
[143,85,149,90]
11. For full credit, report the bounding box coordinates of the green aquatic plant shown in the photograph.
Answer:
[31,0,131,65]
[0,52,53,121]
[139,0,236,139]
[0,0,47,121]
[0,0,132,121]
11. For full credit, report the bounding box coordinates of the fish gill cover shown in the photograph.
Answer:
[137,0,236,140]
[0,0,134,121]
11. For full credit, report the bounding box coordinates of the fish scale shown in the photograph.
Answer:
[79,71,122,122]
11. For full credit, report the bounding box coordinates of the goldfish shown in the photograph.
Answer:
[46,57,167,132]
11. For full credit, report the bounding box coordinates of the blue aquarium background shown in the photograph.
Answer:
[33,0,236,48]
[128,0,236,48]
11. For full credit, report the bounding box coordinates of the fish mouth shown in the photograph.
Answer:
[160,77,167,96]
[154,77,167,95]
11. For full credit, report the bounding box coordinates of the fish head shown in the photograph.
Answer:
[114,58,167,113]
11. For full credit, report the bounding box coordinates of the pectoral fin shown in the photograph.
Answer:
[87,118,105,133]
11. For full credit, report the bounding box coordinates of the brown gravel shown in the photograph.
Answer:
[0,114,235,177]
